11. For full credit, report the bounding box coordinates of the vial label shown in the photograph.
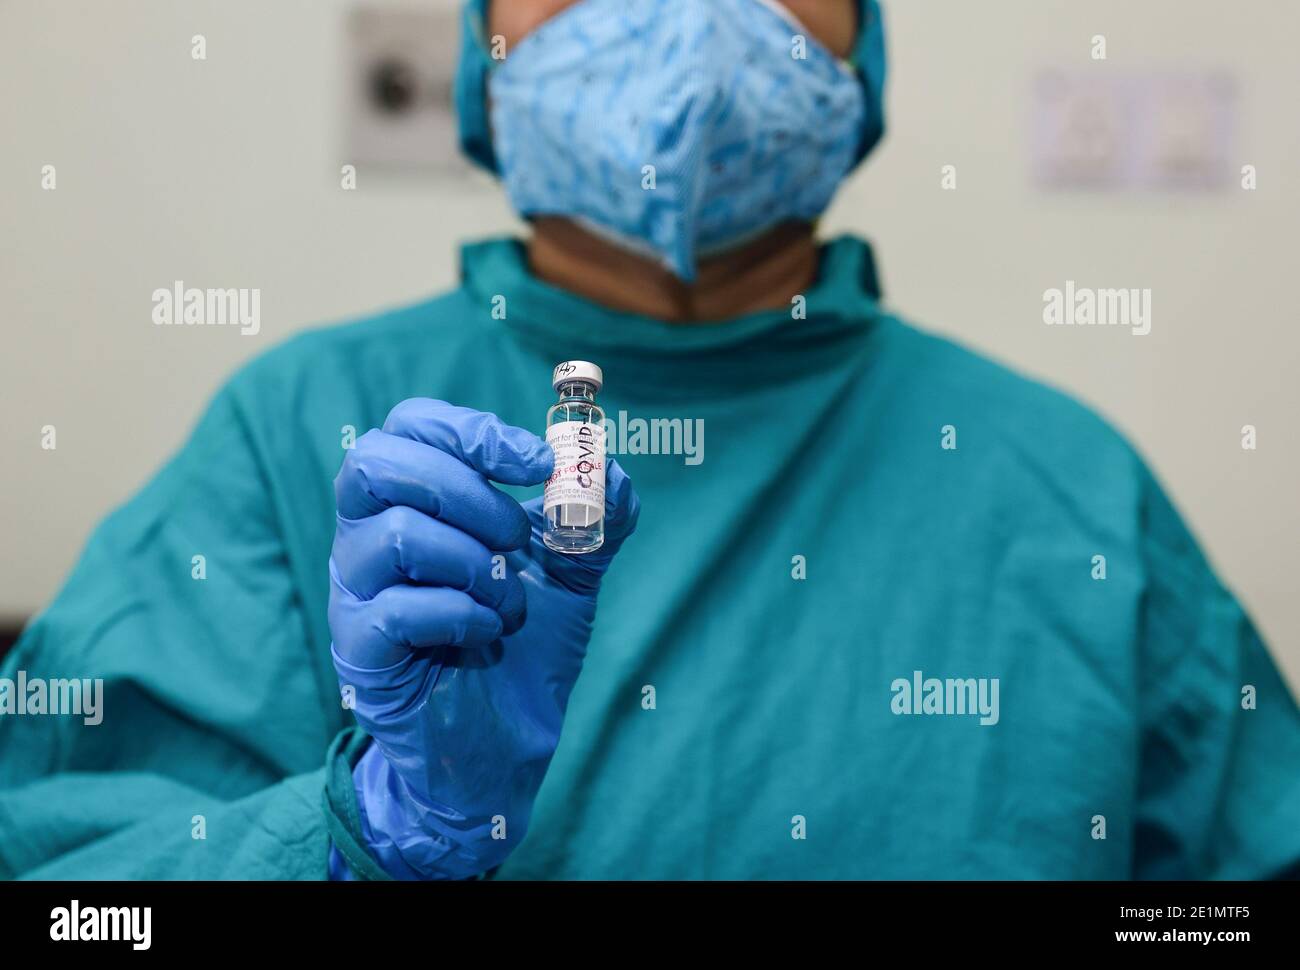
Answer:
[544,421,606,515]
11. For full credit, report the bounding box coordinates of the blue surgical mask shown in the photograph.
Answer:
[487,0,868,281]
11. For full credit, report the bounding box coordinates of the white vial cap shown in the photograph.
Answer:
[552,360,603,392]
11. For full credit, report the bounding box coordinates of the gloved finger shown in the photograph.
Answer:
[599,457,640,550]
[332,505,527,635]
[336,429,532,551]
[523,457,641,594]
[329,580,504,670]
[382,398,553,487]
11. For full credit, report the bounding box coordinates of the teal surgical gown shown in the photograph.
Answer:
[2,236,1298,879]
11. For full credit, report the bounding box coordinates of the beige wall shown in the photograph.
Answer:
[2,0,1297,687]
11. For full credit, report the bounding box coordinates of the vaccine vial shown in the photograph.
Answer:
[543,361,606,554]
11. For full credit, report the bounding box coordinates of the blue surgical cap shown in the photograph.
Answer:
[454,0,888,174]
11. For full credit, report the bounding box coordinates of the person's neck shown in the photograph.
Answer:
[526,218,820,324]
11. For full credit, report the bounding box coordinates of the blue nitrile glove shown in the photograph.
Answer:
[327,399,639,880]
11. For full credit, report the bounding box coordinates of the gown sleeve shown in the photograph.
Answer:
[0,380,339,879]
[1133,470,1300,879]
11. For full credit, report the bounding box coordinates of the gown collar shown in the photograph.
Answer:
[459,234,885,360]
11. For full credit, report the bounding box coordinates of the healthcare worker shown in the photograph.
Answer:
[1,0,1298,881]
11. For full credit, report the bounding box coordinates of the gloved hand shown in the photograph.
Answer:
[327,399,639,880]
